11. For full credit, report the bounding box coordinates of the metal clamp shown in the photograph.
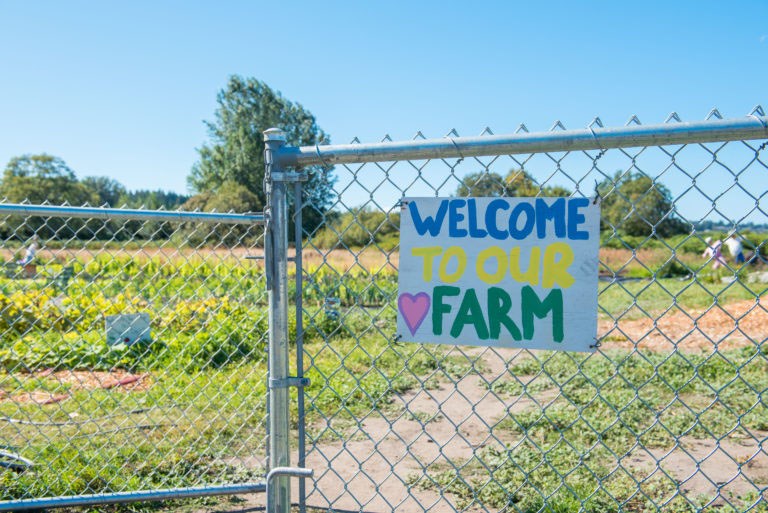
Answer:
[271,172,307,182]
[266,467,313,513]
[269,377,310,389]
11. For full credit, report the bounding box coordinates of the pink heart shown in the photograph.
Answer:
[398,292,431,336]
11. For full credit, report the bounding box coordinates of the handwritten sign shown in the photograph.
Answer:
[397,197,599,352]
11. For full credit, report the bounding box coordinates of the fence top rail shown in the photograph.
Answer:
[0,203,265,225]
[276,115,768,167]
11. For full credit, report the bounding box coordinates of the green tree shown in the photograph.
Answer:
[598,172,686,237]
[1,154,97,205]
[0,155,98,239]
[180,181,261,246]
[312,207,400,250]
[455,172,506,197]
[188,76,334,235]
[118,189,189,210]
[456,169,570,197]
[82,176,126,207]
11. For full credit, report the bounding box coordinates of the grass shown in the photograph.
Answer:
[598,276,764,320]
[414,347,768,512]
[1,245,767,511]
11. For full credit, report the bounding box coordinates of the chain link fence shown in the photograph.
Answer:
[0,205,269,509]
[292,112,768,512]
[1,112,767,513]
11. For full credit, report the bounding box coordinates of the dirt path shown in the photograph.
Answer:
[297,347,557,512]
[190,339,768,512]
[599,298,767,351]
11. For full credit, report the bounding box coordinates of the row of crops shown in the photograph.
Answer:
[0,254,398,372]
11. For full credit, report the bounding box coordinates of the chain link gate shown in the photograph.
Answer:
[0,204,276,510]
[268,109,768,513]
[1,109,767,513]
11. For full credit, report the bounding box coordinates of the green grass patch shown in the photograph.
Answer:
[598,277,764,320]
[416,347,768,511]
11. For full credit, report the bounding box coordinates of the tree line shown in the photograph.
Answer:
[2,75,692,246]
[0,76,332,243]
[313,168,689,250]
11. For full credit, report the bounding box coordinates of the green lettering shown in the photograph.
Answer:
[432,286,460,336]
[450,289,489,340]
[487,287,522,340]
[521,286,564,342]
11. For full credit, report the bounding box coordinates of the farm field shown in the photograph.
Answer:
[0,245,766,512]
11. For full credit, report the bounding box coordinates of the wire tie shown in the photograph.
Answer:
[593,179,603,205]
[748,114,768,131]
[315,144,332,170]
[447,137,465,165]
[588,125,606,161]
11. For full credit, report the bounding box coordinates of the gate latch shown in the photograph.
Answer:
[271,172,307,182]
[269,377,310,389]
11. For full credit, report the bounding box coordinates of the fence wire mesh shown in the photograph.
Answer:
[0,206,268,506]
[298,116,768,512]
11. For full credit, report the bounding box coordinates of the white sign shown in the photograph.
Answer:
[397,197,600,352]
[106,313,151,346]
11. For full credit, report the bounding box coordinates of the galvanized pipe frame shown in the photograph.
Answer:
[270,115,768,511]
[0,483,267,512]
[293,180,308,513]
[0,203,265,224]
[276,115,768,166]
[0,469,313,512]
[264,129,293,513]
[0,202,268,512]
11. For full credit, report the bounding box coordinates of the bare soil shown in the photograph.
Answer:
[628,434,768,506]
[599,298,767,352]
[0,369,149,404]
[195,342,768,513]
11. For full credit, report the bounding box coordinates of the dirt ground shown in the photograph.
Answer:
[193,334,767,513]
[7,291,763,511]
[0,370,149,404]
[599,298,767,352]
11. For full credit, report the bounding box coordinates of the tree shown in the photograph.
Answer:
[118,189,189,210]
[188,76,334,235]
[311,207,400,250]
[180,181,262,246]
[598,172,686,237]
[1,154,97,205]
[456,169,570,197]
[82,176,126,207]
[0,155,99,239]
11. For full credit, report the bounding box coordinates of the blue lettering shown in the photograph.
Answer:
[535,198,566,239]
[448,199,468,237]
[409,200,448,236]
[509,202,535,240]
[567,198,589,240]
[467,199,488,238]
[485,199,509,240]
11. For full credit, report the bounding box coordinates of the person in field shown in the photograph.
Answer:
[724,234,745,265]
[703,236,727,269]
[17,240,38,266]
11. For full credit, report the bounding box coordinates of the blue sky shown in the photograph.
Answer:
[1,1,766,220]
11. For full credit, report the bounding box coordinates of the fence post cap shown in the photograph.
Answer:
[263,128,286,142]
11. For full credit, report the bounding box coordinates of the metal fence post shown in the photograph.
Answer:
[264,128,291,513]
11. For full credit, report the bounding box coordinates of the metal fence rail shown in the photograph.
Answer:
[2,109,767,513]
[0,205,269,510]
[279,110,768,166]
[268,110,768,513]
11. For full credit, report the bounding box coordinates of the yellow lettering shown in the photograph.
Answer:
[476,246,507,284]
[411,246,444,281]
[542,242,574,288]
[438,246,466,283]
[509,246,540,286]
